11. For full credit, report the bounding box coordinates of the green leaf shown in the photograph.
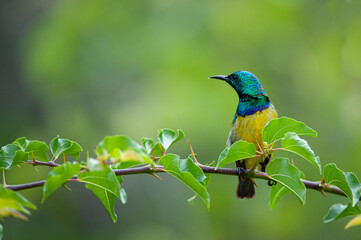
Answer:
[346,172,361,205]
[97,135,154,167]
[0,144,22,169]
[323,163,361,207]
[281,132,321,173]
[159,154,210,209]
[97,135,154,166]
[50,136,82,160]
[179,155,207,185]
[0,185,37,220]
[270,169,307,209]
[141,138,165,157]
[97,135,144,156]
[13,137,49,162]
[215,140,256,169]
[12,150,29,166]
[262,117,317,144]
[1,140,51,169]
[42,162,81,203]
[141,138,154,154]
[87,182,118,222]
[269,182,291,210]
[78,166,121,222]
[188,161,214,205]
[78,166,121,198]
[323,203,361,223]
[266,158,306,205]
[158,129,185,150]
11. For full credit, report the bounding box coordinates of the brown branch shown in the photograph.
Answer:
[25,160,60,167]
[4,165,350,200]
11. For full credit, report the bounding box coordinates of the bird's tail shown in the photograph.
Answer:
[237,176,255,199]
[236,160,255,199]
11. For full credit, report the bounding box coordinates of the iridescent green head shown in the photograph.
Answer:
[210,71,268,98]
[211,71,271,117]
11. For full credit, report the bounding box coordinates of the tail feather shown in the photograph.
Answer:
[236,160,255,199]
[237,176,255,199]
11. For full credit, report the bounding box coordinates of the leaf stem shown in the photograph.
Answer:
[2,168,6,187]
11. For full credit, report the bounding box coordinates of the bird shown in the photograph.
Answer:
[210,71,278,199]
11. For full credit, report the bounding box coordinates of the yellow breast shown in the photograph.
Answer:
[227,104,278,169]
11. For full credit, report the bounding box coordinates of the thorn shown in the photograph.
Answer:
[291,159,294,166]
[320,190,328,199]
[63,184,72,191]
[51,156,56,162]
[32,152,36,165]
[159,143,164,155]
[251,178,259,188]
[187,139,198,164]
[151,172,162,180]
[321,178,326,185]
[152,145,156,161]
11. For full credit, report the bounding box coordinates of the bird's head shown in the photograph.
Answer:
[210,71,268,98]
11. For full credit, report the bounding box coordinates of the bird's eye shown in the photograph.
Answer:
[231,75,238,80]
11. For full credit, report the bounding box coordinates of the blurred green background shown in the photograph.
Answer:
[1,0,361,239]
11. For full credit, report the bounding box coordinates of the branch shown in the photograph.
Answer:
[25,160,60,167]
[4,165,350,200]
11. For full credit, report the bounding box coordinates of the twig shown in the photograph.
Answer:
[3,165,353,200]
[25,160,60,167]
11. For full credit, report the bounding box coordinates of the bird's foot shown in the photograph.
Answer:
[236,166,246,181]
[258,162,277,186]
[267,180,277,186]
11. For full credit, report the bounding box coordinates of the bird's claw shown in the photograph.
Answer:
[267,180,277,186]
[236,166,246,181]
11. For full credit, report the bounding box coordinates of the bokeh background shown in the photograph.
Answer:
[1,0,361,239]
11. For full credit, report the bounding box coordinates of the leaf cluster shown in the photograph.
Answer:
[217,117,361,228]
[0,117,361,238]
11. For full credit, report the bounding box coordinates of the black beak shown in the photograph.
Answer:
[209,75,229,81]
